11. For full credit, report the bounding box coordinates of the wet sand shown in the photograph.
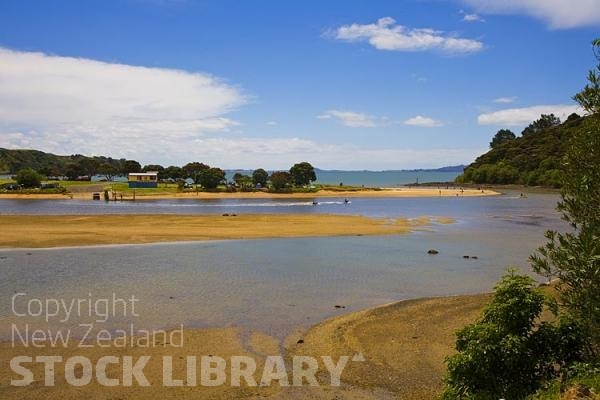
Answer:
[0,294,490,399]
[0,214,453,248]
[286,294,492,399]
[0,187,498,200]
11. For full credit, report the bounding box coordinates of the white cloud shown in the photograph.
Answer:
[460,0,600,29]
[493,96,517,104]
[331,17,484,54]
[478,104,584,126]
[317,110,383,128]
[403,115,444,127]
[463,13,485,22]
[0,47,481,170]
[266,121,278,126]
[0,47,246,158]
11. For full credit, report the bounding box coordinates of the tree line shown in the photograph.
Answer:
[456,112,583,187]
[7,156,318,191]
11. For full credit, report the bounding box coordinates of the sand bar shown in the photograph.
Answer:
[0,187,498,200]
[0,214,451,248]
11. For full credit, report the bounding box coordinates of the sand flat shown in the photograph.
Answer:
[0,187,498,200]
[285,294,491,399]
[0,294,491,399]
[0,214,445,248]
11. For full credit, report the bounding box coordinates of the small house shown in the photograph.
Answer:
[128,172,158,188]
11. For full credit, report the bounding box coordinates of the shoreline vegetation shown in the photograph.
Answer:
[0,214,454,248]
[0,186,498,200]
[0,293,492,399]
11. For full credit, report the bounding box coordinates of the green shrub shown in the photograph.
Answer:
[441,270,585,400]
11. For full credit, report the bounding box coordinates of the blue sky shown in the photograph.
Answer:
[0,0,598,169]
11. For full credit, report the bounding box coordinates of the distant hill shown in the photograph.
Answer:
[0,148,71,174]
[457,113,586,187]
[0,148,123,176]
[404,165,465,173]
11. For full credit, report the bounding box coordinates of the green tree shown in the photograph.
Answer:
[197,167,225,189]
[252,168,269,187]
[530,40,600,357]
[441,270,584,399]
[142,164,164,173]
[163,166,184,180]
[490,129,516,148]
[289,162,316,186]
[15,168,43,188]
[98,163,118,181]
[232,173,253,190]
[78,158,100,177]
[521,114,561,136]
[183,162,209,181]
[573,39,600,115]
[269,171,291,191]
[65,163,85,180]
[121,159,142,174]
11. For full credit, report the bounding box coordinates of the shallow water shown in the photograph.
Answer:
[0,191,564,340]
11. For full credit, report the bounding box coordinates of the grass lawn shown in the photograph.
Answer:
[104,182,181,195]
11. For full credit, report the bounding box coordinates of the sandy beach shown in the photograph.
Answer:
[0,214,453,248]
[0,294,491,399]
[0,187,498,200]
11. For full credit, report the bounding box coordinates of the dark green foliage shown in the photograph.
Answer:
[78,158,100,177]
[182,162,209,181]
[458,114,583,186]
[65,163,85,180]
[0,148,63,174]
[490,129,516,148]
[2,149,70,175]
[163,166,184,180]
[98,163,119,181]
[289,162,316,186]
[252,168,268,186]
[142,164,164,173]
[522,114,561,136]
[269,171,291,191]
[15,168,43,188]
[232,173,253,190]
[197,167,225,189]
[441,271,585,400]
[0,149,131,179]
[121,160,142,174]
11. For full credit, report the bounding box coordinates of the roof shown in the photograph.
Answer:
[128,172,158,176]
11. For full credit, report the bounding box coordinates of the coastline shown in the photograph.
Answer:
[0,214,454,248]
[0,186,499,200]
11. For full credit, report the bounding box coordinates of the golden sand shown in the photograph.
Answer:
[0,294,490,399]
[0,187,498,200]
[0,214,453,248]
[286,294,492,399]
